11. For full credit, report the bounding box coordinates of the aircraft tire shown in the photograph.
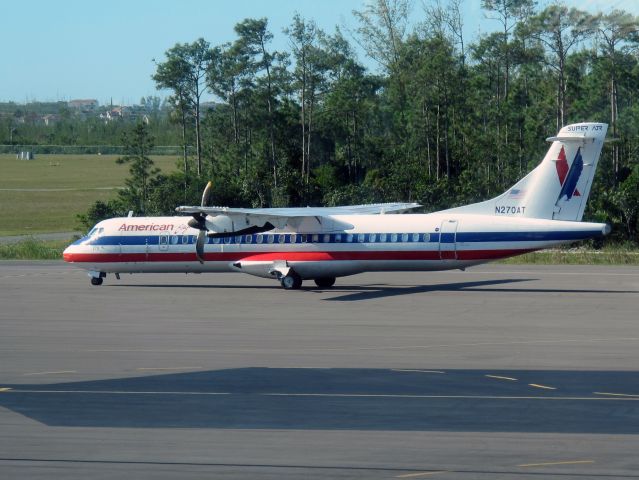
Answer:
[314,277,336,288]
[90,277,103,286]
[281,271,302,290]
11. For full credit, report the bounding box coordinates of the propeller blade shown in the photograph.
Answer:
[201,181,213,207]
[195,230,206,264]
[188,215,205,230]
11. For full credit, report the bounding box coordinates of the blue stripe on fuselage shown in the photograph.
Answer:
[81,230,602,247]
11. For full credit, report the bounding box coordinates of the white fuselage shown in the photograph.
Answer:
[63,213,608,280]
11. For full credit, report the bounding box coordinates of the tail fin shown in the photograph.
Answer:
[444,122,607,221]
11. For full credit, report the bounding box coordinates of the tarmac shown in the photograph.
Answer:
[1,261,639,479]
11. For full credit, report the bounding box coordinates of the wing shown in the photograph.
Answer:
[175,202,421,217]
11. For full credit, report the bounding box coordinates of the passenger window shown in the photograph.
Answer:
[370,233,377,242]
[335,234,342,243]
[256,234,263,244]
[358,233,365,243]
[391,233,398,242]
[380,233,387,242]
[224,236,231,244]
[170,235,178,245]
[279,234,286,244]
[160,235,168,245]
[412,233,420,242]
[212,237,221,244]
[290,233,297,243]
[312,234,319,243]
[182,235,188,244]
[301,234,307,243]
[245,235,253,244]
[423,233,430,242]
[323,234,330,243]
[346,234,354,243]
[267,234,275,244]
[401,233,409,242]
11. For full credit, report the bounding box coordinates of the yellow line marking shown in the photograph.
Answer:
[594,391,639,398]
[518,460,594,467]
[0,388,12,392]
[392,369,446,374]
[529,383,556,390]
[396,471,448,478]
[136,367,203,371]
[485,375,517,381]
[23,370,76,376]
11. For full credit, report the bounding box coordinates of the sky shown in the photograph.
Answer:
[1,0,638,105]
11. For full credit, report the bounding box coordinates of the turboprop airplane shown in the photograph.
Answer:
[64,122,610,289]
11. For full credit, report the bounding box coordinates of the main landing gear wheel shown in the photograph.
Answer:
[281,271,303,290]
[314,277,336,288]
[90,277,103,286]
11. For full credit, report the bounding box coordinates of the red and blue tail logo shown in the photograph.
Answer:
[555,146,582,202]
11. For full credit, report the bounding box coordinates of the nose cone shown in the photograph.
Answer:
[62,245,74,262]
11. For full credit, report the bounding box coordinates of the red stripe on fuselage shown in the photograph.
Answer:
[63,248,535,264]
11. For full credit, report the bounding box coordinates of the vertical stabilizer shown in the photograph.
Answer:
[443,122,607,221]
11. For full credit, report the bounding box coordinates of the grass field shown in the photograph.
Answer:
[0,154,178,236]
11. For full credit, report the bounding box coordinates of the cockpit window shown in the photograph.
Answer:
[88,227,104,238]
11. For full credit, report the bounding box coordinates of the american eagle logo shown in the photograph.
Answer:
[555,146,582,202]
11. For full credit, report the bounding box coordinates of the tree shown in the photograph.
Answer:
[597,10,639,182]
[285,14,330,188]
[153,39,213,176]
[482,0,536,99]
[527,5,596,129]
[234,18,280,187]
[116,123,160,214]
[352,0,410,72]
[153,51,193,176]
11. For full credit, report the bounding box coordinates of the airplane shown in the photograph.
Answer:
[64,122,610,289]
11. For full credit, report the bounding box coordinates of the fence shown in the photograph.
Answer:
[0,144,194,155]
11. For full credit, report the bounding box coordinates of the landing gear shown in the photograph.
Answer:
[89,271,105,286]
[280,270,303,290]
[314,277,336,288]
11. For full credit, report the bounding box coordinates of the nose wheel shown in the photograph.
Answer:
[89,271,105,286]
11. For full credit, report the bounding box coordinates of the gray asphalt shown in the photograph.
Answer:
[1,261,639,479]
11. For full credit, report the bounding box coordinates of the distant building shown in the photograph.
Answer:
[68,99,98,110]
[42,114,59,126]
[17,151,34,160]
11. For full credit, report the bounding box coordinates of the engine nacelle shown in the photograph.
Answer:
[204,215,234,234]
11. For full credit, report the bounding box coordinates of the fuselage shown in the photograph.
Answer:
[63,213,608,280]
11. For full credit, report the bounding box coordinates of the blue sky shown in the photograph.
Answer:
[1,0,637,105]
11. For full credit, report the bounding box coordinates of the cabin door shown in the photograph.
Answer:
[439,220,458,260]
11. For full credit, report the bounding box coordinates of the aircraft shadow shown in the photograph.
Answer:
[322,278,639,301]
[2,367,639,433]
[115,278,638,301]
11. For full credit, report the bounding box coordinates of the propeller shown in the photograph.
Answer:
[190,181,212,264]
